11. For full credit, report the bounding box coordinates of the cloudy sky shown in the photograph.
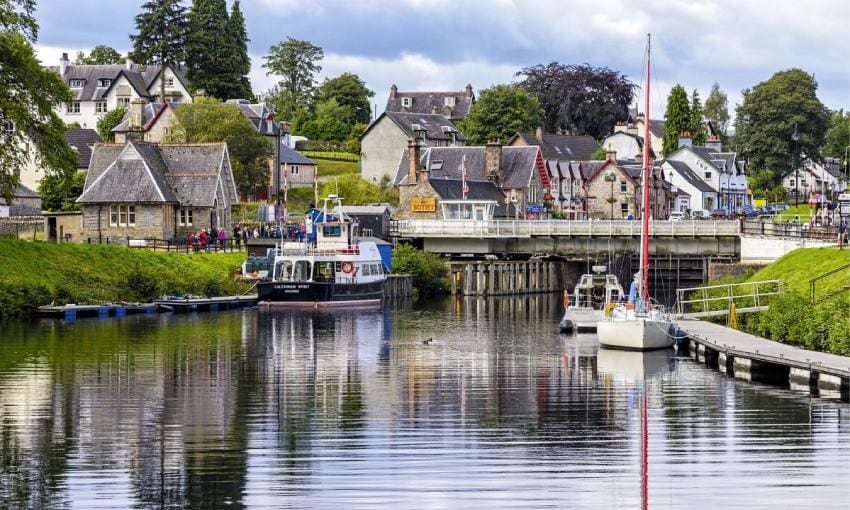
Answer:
[34,0,849,124]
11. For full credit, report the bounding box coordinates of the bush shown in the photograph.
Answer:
[391,244,449,296]
[125,266,163,301]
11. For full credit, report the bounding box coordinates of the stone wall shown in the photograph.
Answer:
[585,168,636,219]
[81,204,175,241]
[708,262,766,281]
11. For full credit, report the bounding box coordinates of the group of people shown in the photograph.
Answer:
[185,222,312,250]
[187,228,226,251]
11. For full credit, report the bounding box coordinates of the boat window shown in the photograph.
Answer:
[276,260,293,280]
[335,261,342,273]
[362,264,371,276]
[293,260,311,281]
[314,261,334,282]
[322,226,342,237]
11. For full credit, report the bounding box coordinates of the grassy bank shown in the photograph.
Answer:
[0,241,248,318]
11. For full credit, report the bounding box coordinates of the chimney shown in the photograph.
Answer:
[535,126,543,142]
[605,144,617,162]
[59,52,69,75]
[125,56,133,70]
[705,134,722,152]
[485,139,502,183]
[407,138,421,185]
[677,131,692,149]
[465,84,473,98]
[431,105,439,114]
[129,98,145,130]
[390,84,398,100]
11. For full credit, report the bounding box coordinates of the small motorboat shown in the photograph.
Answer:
[559,265,624,333]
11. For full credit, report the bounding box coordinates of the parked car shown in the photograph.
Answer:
[710,209,732,219]
[736,206,758,218]
[690,209,710,220]
[669,211,688,221]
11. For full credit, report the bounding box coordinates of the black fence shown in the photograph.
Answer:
[86,237,247,253]
[741,219,842,241]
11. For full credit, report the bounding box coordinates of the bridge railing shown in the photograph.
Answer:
[391,219,742,238]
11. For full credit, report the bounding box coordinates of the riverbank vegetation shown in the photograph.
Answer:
[391,244,449,297]
[0,241,248,318]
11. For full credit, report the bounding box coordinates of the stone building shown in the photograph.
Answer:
[384,84,475,122]
[76,141,238,242]
[581,149,670,219]
[0,185,41,217]
[112,101,177,143]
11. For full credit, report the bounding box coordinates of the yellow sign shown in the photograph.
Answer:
[753,198,766,207]
[411,197,437,212]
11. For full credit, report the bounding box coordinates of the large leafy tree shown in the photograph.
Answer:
[75,45,123,65]
[296,99,354,142]
[170,98,272,198]
[263,37,323,120]
[0,0,77,201]
[458,84,543,145]
[689,89,706,147]
[227,0,253,100]
[315,73,374,125]
[130,0,189,101]
[38,171,86,211]
[821,109,850,160]
[515,63,635,140]
[96,107,127,142]
[703,82,730,136]
[734,69,830,181]
[662,84,691,156]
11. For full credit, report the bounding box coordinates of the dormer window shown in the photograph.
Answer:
[444,96,456,107]
[98,78,111,88]
[69,79,84,88]
[401,97,412,107]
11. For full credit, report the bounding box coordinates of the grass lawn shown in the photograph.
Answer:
[315,158,361,178]
[747,247,850,296]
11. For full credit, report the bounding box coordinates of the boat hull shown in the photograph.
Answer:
[597,316,675,351]
[560,307,605,332]
[257,280,385,309]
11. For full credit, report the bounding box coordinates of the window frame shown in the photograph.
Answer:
[401,97,412,107]
[290,165,300,176]
[620,180,627,193]
[66,102,81,114]
[163,78,174,87]
[69,79,84,88]
[95,101,108,114]
[98,78,111,88]
[109,205,118,227]
[117,97,131,108]
[179,208,193,226]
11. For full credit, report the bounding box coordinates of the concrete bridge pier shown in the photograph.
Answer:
[817,373,849,401]
[789,367,818,394]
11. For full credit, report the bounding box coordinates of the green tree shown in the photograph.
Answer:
[391,244,448,296]
[0,0,77,202]
[734,69,830,182]
[227,0,253,100]
[821,109,850,159]
[171,98,272,198]
[704,82,730,137]
[75,45,123,65]
[345,122,367,154]
[300,99,354,142]
[458,84,543,145]
[263,37,324,120]
[662,84,691,156]
[38,171,86,211]
[96,107,127,142]
[590,145,606,160]
[316,73,374,125]
[186,0,249,100]
[690,89,706,146]
[130,0,189,102]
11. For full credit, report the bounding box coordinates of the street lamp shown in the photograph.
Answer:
[791,123,801,210]
[605,171,617,219]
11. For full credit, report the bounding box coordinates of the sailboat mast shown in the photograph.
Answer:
[640,34,652,304]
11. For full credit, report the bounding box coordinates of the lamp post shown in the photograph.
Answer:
[791,123,800,210]
[605,171,617,219]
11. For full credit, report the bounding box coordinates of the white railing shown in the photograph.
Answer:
[391,219,742,238]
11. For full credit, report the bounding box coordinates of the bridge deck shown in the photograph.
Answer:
[678,319,850,378]
[392,219,741,238]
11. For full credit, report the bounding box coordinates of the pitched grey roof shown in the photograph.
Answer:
[385,85,475,121]
[78,142,232,207]
[823,157,844,179]
[339,205,394,215]
[664,160,715,193]
[428,178,511,216]
[364,111,465,143]
[689,146,743,174]
[52,63,188,101]
[512,133,599,161]
[112,103,171,133]
[227,100,280,136]
[279,146,315,165]
[65,128,101,168]
[0,185,40,205]
[394,146,539,189]
[647,119,665,139]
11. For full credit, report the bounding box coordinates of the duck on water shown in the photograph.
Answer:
[252,195,388,309]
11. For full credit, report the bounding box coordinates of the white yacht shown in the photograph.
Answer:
[559,265,624,332]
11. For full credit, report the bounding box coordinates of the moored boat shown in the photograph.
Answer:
[559,265,624,332]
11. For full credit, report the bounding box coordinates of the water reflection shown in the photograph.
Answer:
[0,296,847,509]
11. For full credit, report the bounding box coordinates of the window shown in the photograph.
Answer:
[529,185,538,204]
[96,101,108,114]
[704,171,712,179]
[66,102,80,114]
[444,96,456,107]
[322,225,341,237]
[163,78,174,87]
[620,181,627,193]
[69,79,84,88]
[97,78,111,88]
[290,165,299,175]
[621,203,629,216]
[2,121,13,137]
[128,206,136,226]
[179,208,193,226]
[401,97,412,107]
[113,205,136,227]
[117,97,131,108]
[109,205,118,226]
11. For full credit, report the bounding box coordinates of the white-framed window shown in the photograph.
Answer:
[2,121,13,137]
[113,204,136,227]
[98,78,111,88]
[704,171,712,179]
[179,208,193,226]
[117,97,131,108]
[69,79,84,88]
[95,101,108,114]
[529,185,538,204]
[163,78,174,87]
[620,181,627,193]
[401,97,412,107]
[66,102,80,114]
[621,203,629,215]
[290,165,300,175]
[109,205,118,227]
[444,96,456,107]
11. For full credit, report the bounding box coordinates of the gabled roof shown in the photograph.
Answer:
[78,142,232,207]
[385,85,475,121]
[0,185,40,205]
[394,146,538,189]
[363,111,465,143]
[663,160,715,193]
[823,157,845,179]
[511,132,598,161]
[112,102,172,133]
[52,63,188,102]
[428,178,511,216]
[65,128,101,168]
[227,100,279,136]
[280,146,315,165]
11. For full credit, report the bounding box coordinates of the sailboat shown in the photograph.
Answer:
[596,34,677,351]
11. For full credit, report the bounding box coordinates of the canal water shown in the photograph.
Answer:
[0,296,848,509]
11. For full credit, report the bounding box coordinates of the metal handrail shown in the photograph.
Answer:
[675,279,783,315]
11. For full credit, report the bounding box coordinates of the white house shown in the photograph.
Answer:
[783,157,847,200]
[664,135,747,213]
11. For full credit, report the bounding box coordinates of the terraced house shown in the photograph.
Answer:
[76,141,238,242]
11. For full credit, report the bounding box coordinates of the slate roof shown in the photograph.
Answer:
[112,102,172,133]
[339,205,394,215]
[79,142,234,208]
[385,85,475,121]
[364,111,465,143]
[0,185,40,205]
[663,160,715,193]
[512,132,598,161]
[428,178,512,217]
[52,63,188,101]
[280,146,315,165]
[227,100,280,136]
[647,120,665,139]
[689,146,743,175]
[65,128,101,168]
[394,146,539,189]
[823,157,844,179]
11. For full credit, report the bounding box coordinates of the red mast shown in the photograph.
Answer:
[640,34,652,304]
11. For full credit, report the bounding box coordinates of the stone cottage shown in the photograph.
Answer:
[76,141,238,242]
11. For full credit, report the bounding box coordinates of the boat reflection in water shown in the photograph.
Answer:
[596,348,674,383]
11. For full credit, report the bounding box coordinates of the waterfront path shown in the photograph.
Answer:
[679,319,850,400]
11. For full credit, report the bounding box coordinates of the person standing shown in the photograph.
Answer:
[210,227,218,250]
[218,228,226,250]
[199,229,208,251]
